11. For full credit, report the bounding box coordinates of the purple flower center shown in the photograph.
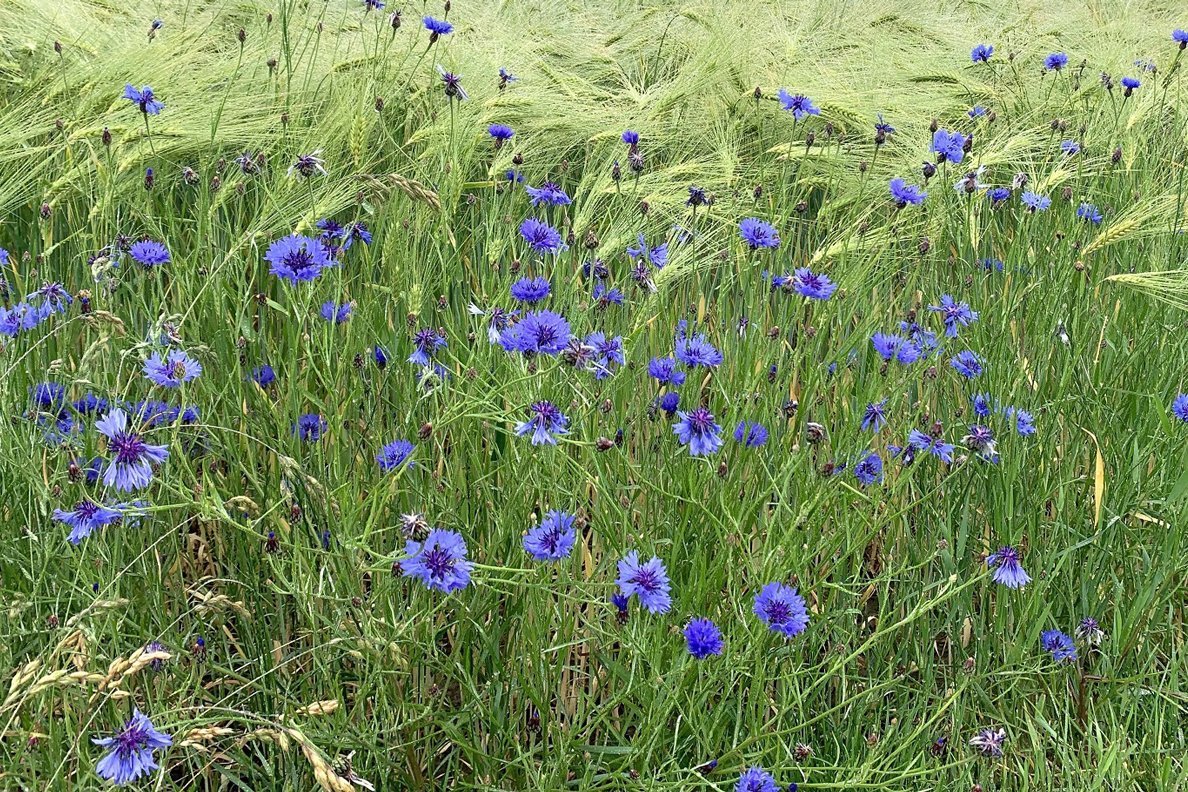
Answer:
[110,432,148,465]
[687,408,714,434]
[532,401,560,425]
[764,600,792,624]
[630,568,661,593]
[75,500,99,519]
[423,546,456,579]
[115,725,151,757]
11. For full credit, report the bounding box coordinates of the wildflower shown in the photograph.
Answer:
[95,409,169,492]
[288,150,327,178]
[626,234,668,269]
[1175,29,1188,48]
[499,310,571,355]
[250,365,276,387]
[616,551,672,614]
[30,382,66,411]
[1121,76,1140,96]
[292,413,327,442]
[986,546,1030,588]
[986,186,1011,205]
[928,294,978,337]
[753,581,809,637]
[53,500,124,544]
[889,178,927,207]
[739,217,780,249]
[777,89,820,120]
[143,350,202,388]
[1006,407,1036,436]
[621,130,639,146]
[1041,629,1078,663]
[874,114,896,143]
[523,510,576,561]
[685,618,724,659]
[1077,203,1103,224]
[861,400,888,432]
[592,282,624,308]
[931,129,967,164]
[525,181,571,206]
[673,407,724,456]
[423,16,453,37]
[436,66,468,101]
[907,429,956,463]
[408,328,447,365]
[686,185,709,207]
[510,276,551,303]
[949,350,983,379]
[93,708,172,785]
[345,222,372,247]
[970,43,994,63]
[791,267,836,300]
[515,401,569,445]
[1172,393,1188,422]
[519,217,567,255]
[658,392,680,414]
[969,727,1007,758]
[735,767,779,792]
[854,452,884,486]
[963,424,997,461]
[971,393,993,418]
[498,67,517,88]
[129,240,170,267]
[122,84,164,115]
[1044,52,1069,71]
[265,235,331,284]
[1076,617,1105,645]
[28,282,73,313]
[1060,139,1081,156]
[733,421,769,448]
[73,394,109,415]
[488,123,514,145]
[675,333,723,368]
[968,105,987,119]
[871,333,921,364]
[586,332,625,379]
[376,439,415,472]
[403,529,473,593]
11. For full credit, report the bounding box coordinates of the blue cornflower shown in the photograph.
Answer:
[684,618,724,659]
[968,105,988,118]
[53,500,124,544]
[129,240,170,267]
[928,294,978,337]
[376,439,415,472]
[791,267,836,300]
[1005,407,1037,436]
[950,350,983,379]
[28,282,73,312]
[733,421,768,448]
[265,235,331,284]
[506,169,524,183]
[31,382,66,410]
[1121,76,1141,95]
[515,401,569,445]
[1076,203,1102,224]
[293,413,327,442]
[95,409,169,492]
[409,328,447,366]
[907,429,956,463]
[122,84,164,115]
[1060,140,1081,156]
[143,350,202,388]
[510,276,551,303]
[889,178,927,207]
[363,0,384,10]
[621,130,640,146]
[736,767,780,792]
[861,400,888,432]
[525,181,571,207]
[499,310,571,355]
[673,407,724,456]
[586,332,625,380]
[319,301,352,324]
[986,186,1011,205]
[874,114,896,136]
[471,303,519,344]
[488,123,515,144]
[675,333,723,368]
[776,89,820,120]
[1175,29,1188,47]
[987,546,1030,588]
[73,393,109,415]
[753,582,809,638]
[971,393,993,418]
[658,392,680,415]
[931,129,967,164]
[498,67,518,87]
[250,365,276,387]
[854,452,884,486]
[436,67,467,101]
[626,234,668,269]
[592,282,625,308]
[423,16,453,36]
[523,510,576,561]
[403,529,472,593]
[970,43,994,63]
[739,217,780,250]
[1172,393,1188,422]
[1041,629,1078,663]
[346,222,371,247]
[1044,52,1069,71]
[93,708,172,786]
[617,551,672,614]
[871,333,922,364]
[963,424,998,461]
[519,217,567,255]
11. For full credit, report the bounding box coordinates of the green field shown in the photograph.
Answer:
[1,0,1187,789]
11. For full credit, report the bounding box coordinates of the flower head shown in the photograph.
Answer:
[928,294,978,337]
[288,150,327,178]
[736,767,780,792]
[1060,139,1081,156]
[987,546,1030,588]
[409,328,447,365]
[1041,629,1078,663]
[1172,393,1188,422]
[525,181,571,207]
[949,350,983,379]
[488,123,515,143]
[143,350,202,388]
[889,178,927,207]
[648,357,686,386]
[969,727,1007,758]
[791,267,836,300]
[673,407,724,456]
[129,240,170,267]
[776,89,820,120]
[685,618,724,659]
[265,235,331,284]
[586,332,625,380]
[293,413,327,442]
[96,409,169,492]
[971,43,994,63]
[854,452,884,486]
[499,310,571,355]
[515,401,569,445]
[733,421,769,448]
[403,529,473,593]
[1044,52,1069,71]
[53,500,124,544]
[519,217,567,255]
[93,708,172,785]
[122,84,164,115]
[376,439,415,472]
[320,301,352,324]
[423,16,453,36]
[675,333,723,368]
[523,510,576,561]
[616,551,672,613]
[510,277,551,303]
[907,429,956,463]
[1076,617,1105,645]
[872,332,921,364]
[621,130,639,146]
[1077,202,1103,224]
[436,66,468,101]
[739,217,780,250]
[753,582,809,638]
[626,234,668,269]
[931,129,968,164]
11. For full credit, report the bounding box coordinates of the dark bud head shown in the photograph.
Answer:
[389,10,401,29]
[512,151,524,166]
[716,460,729,478]
[610,160,621,181]
[265,531,280,553]
[874,129,885,145]
[628,149,644,173]
[614,428,624,446]
[1111,146,1122,164]
[922,161,936,179]
[280,112,289,126]
[962,134,973,153]
[918,237,931,255]
[752,184,763,200]
[584,229,599,249]
[418,422,433,439]
[803,325,816,338]
[375,96,385,112]
[795,200,808,214]
[509,258,521,274]
[782,399,798,419]
[595,436,614,451]
[267,57,278,72]
[565,228,575,247]
[352,353,364,370]
[804,131,816,149]
[316,21,323,33]
[600,399,613,414]
[987,109,997,122]
[290,503,302,522]
[437,294,447,309]
[143,168,154,190]
[805,422,825,443]
[767,325,781,339]
[54,40,62,54]
[39,203,51,220]
[266,12,273,24]
[793,743,813,762]
[67,460,82,482]
[1061,185,1073,201]
[639,200,650,216]
[929,118,939,133]
[209,174,221,191]
[753,85,763,100]
[47,614,60,629]
[102,127,112,147]
[237,27,246,43]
